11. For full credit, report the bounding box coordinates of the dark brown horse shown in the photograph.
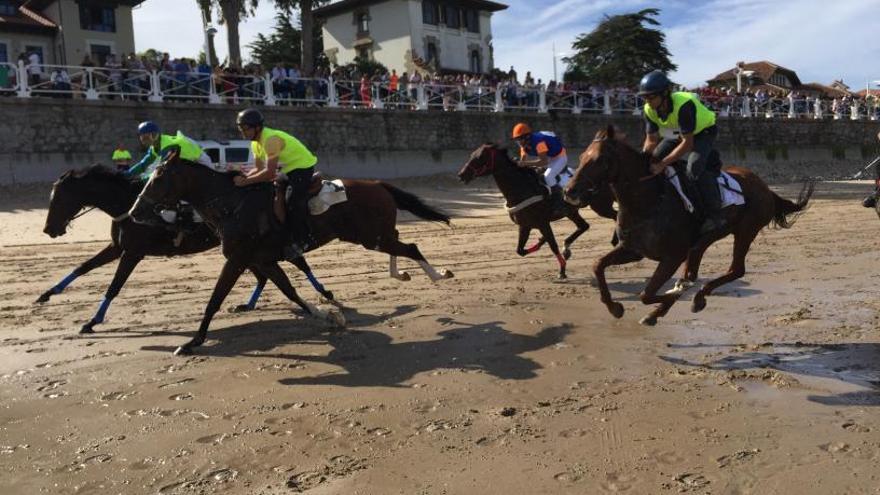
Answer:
[129,157,452,355]
[564,126,813,325]
[458,143,617,279]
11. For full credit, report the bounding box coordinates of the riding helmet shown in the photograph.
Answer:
[512,122,531,139]
[637,70,671,96]
[236,108,265,128]
[137,121,160,135]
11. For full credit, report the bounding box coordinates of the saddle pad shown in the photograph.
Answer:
[308,179,347,215]
[719,172,745,208]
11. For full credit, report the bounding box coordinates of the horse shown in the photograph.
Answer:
[457,143,618,279]
[564,125,814,325]
[40,165,335,334]
[128,156,453,355]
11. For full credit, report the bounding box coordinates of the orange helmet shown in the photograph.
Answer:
[512,122,531,139]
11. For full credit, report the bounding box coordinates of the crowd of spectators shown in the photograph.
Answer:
[2,52,878,118]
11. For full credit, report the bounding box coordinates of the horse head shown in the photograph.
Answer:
[44,165,129,237]
[129,152,191,225]
[565,125,646,207]
[458,143,505,184]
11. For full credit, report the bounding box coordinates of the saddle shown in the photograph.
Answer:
[274,172,334,223]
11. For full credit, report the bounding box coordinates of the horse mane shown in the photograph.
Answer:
[57,164,133,186]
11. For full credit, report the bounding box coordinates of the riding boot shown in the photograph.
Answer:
[698,171,725,235]
[862,191,878,208]
[283,199,314,261]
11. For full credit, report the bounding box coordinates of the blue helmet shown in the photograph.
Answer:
[137,121,160,135]
[637,70,671,96]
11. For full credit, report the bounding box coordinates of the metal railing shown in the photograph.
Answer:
[4,61,879,120]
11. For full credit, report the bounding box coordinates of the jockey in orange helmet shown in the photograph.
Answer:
[512,122,573,189]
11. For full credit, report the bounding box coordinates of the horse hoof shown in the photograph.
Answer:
[322,290,335,301]
[79,323,95,334]
[608,302,624,319]
[173,345,193,356]
[691,296,707,313]
[558,272,568,280]
[397,271,411,282]
[35,292,52,304]
[229,304,254,313]
[639,315,658,326]
[327,309,346,328]
[442,269,455,279]
[563,248,572,260]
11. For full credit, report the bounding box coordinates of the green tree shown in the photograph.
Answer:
[246,11,302,67]
[563,8,676,86]
[274,0,328,74]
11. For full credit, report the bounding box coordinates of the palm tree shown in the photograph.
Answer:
[195,0,218,66]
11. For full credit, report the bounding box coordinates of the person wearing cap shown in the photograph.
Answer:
[511,122,573,190]
[124,121,212,181]
[638,70,724,234]
[234,108,318,259]
[111,147,133,172]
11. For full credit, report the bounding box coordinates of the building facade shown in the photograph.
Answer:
[0,0,142,67]
[315,0,507,76]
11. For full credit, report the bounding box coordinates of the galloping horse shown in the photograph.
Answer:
[458,143,617,279]
[40,165,333,334]
[564,126,813,324]
[129,156,453,355]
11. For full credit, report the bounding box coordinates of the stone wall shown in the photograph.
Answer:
[1,97,879,185]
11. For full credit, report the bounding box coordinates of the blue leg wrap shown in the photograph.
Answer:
[247,282,265,309]
[53,271,78,294]
[305,271,326,293]
[93,297,111,323]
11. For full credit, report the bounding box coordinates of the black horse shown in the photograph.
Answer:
[40,165,334,333]
[129,157,453,355]
[457,143,618,279]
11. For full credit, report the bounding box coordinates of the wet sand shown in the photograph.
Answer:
[0,177,878,494]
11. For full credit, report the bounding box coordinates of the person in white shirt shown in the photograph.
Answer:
[27,51,42,86]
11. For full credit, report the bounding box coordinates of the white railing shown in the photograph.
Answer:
[4,61,879,120]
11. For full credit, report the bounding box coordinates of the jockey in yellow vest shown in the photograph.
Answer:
[125,121,211,181]
[234,108,318,259]
[639,70,725,234]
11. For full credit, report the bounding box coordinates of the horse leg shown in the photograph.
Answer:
[80,251,143,334]
[389,255,411,281]
[253,262,344,327]
[692,228,759,313]
[515,225,537,256]
[538,223,567,279]
[593,246,644,318]
[175,259,246,356]
[36,244,121,303]
[562,210,590,260]
[380,239,453,282]
[229,269,268,313]
[667,231,726,296]
[639,256,689,326]
[288,255,335,302]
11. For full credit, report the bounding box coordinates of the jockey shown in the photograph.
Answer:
[234,108,318,259]
[124,121,212,181]
[639,70,724,234]
[512,122,573,189]
[111,146,132,172]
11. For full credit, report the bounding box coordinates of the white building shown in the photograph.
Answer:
[315,0,507,76]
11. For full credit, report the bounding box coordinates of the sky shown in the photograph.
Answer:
[133,0,880,89]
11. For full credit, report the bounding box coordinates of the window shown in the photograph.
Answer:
[465,10,480,33]
[226,147,250,164]
[469,50,480,73]
[89,43,111,65]
[357,12,369,34]
[0,42,8,64]
[0,1,16,16]
[422,1,438,25]
[204,148,220,164]
[426,42,438,64]
[79,4,116,32]
[444,5,460,28]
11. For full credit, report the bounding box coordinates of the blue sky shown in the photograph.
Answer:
[133,0,879,89]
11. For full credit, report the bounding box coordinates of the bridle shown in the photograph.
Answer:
[469,146,497,178]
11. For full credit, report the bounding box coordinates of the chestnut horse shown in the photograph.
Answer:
[458,143,617,279]
[564,126,813,325]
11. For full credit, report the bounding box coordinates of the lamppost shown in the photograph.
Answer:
[201,9,217,67]
[551,43,568,83]
[733,62,755,94]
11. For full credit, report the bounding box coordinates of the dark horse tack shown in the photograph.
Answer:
[129,156,453,355]
[40,165,333,333]
[458,143,618,279]
[565,125,814,325]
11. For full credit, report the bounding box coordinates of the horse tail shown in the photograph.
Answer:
[380,183,450,225]
[771,180,814,229]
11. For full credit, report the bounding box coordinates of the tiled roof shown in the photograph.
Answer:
[708,61,799,85]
